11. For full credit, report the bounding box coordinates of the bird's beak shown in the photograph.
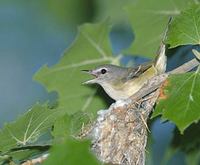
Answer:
[81,70,98,84]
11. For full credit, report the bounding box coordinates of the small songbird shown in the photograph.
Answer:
[82,19,171,101]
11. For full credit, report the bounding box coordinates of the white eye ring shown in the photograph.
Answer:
[101,69,107,74]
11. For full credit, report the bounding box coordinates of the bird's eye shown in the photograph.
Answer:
[101,69,107,74]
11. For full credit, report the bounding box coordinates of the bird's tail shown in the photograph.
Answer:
[154,17,172,74]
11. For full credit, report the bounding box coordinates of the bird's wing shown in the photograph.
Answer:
[126,62,153,80]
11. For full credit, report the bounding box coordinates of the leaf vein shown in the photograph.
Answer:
[81,31,108,58]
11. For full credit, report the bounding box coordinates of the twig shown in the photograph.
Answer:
[192,49,200,60]
[21,154,49,165]
[169,58,199,74]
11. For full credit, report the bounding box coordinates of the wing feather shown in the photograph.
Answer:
[126,62,153,80]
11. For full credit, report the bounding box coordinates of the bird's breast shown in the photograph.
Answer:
[100,66,157,101]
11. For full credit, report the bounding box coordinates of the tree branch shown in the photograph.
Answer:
[21,154,49,165]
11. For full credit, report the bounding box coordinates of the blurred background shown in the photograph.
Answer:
[0,0,76,125]
[0,0,199,165]
[0,0,134,126]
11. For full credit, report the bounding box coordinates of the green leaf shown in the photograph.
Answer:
[43,139,100,165]
[9,149,46,163]
[11,149,40,163]
[167,4,200,48]
[69,112,92,136]
[52,115,72,139]
[53,112,92,143]
[125,0,190,57]
[0,104,64,152]
[153,67,200,132]
[0,155,10,164]
[34,21,120,116]
[95,0,133,23]
[45,0,94,26]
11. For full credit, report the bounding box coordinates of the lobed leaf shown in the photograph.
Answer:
[153,66,200,132]
[43,139,100,165]
[125,0,190,57]
[95,0,133,23]
[9,148,46,163]
[34,21,121,116]
[167,4,200,48]
[0,104,64,152]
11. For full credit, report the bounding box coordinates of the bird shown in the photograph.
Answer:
[82,18,171,101]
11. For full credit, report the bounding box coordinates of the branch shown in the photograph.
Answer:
[21,154,49,165]
[169,58,199,74]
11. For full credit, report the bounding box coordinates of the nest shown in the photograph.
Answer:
[90,91,159,165]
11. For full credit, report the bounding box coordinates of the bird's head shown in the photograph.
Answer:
[82,64,128,86]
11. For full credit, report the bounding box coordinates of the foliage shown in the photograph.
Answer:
[125,0,191,57]
[44,0,94,26]
[0,104,60,164]
[95,0,133,23]
[153,68,200,132]
[167,4,200,48]
[0,104,63,152]
[0,0,200,164]
[34,20,120,117]
[43,139,100,165]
